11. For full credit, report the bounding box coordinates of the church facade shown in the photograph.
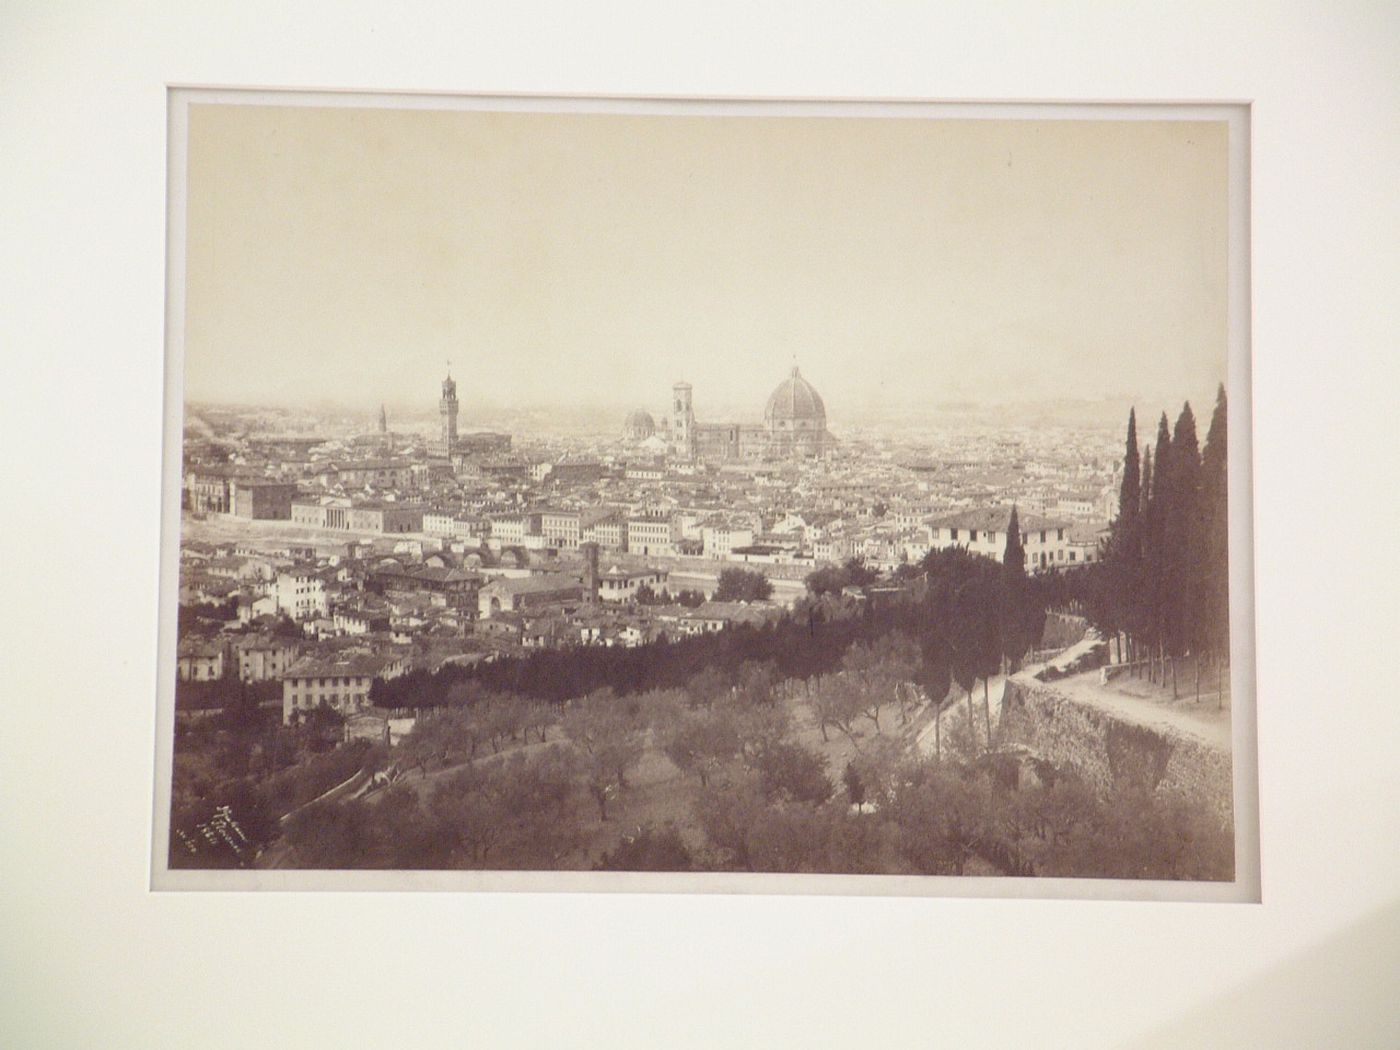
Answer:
[670,366,832,463]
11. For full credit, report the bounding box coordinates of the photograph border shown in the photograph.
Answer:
[152,88,1257,902]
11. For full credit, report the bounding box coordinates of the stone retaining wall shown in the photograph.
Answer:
[998,677,1233,830]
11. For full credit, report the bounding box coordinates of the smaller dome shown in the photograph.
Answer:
[623,409,657,440]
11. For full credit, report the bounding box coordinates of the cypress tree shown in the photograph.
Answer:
[1201,385,1230,664]
[1118,408,1141,533]
[1139,446,1153,522]
[1003,504,1026,576]
[1000,505,1028,670]
[1108,408,1143,660]
[1165,402,1202,663]
[1133,446,1154,672]
[1142,414,1173,679]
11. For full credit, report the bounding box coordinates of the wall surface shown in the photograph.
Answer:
[999,676,1234,830]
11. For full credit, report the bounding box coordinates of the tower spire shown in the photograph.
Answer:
[440,365,459,455]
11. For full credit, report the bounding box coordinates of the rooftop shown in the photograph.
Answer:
[602,565,667,580]
[926,506,1071,534]
[689,601,781,624]
[481,574,583,596]
[285,654,401,679]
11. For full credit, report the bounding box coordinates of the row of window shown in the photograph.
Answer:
[293,692,367,708]
[946,528,1066,544]
[287,675,372,689]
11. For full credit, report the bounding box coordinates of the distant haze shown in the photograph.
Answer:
[184,104,1227,422]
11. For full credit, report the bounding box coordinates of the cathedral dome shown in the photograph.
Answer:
[623,409,657,440]
[764,367,827,425]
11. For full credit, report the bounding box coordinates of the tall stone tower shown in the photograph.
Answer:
[378,404,388,434]
[671,381,694,461]
[580,541,601,605]
[440,368,459,455]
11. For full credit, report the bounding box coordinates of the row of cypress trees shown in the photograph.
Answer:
[1090,385,1230,694]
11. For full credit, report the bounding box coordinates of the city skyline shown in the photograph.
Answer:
[185,383,1216,445]
[185,358,1217,445]
[184,105,1227,414]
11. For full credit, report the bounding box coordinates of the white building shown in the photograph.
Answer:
[812,535,854,564]
[489,514,539,545]
[236,594,278,625]
[626,516,676,557]
[422,511,457,537]
[231,636,298,683]
[701,522,756,560]
[1066,524,1110,566]
[275,569,328,620]
[925,507,1073,570]
[452,516,487,541]
[597,565,669,602]
[333,608,390,636]
[291,498,352,530]
[176,638,224,682]
[541,510,583,550]
[581,514,627,551]
[281,653,409,724]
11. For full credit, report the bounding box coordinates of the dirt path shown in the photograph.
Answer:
[913,674,1009,757]
[1040,670,1232,750]
[361,732,564,803]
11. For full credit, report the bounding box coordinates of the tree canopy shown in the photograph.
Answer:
[1077,395,1230,679]
[714,567,774,602]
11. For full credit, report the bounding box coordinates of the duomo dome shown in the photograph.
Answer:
[669,364,831,463]
[764,366,827,427]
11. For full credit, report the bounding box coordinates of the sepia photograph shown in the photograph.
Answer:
[154,92,1256,897]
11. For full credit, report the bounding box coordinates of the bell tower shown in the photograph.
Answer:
[440,365,459,455]
[671,381,694,461]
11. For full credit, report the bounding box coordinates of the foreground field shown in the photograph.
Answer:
[352,683,930,870]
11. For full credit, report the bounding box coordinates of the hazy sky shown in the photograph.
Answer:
[184,103,1227,422]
